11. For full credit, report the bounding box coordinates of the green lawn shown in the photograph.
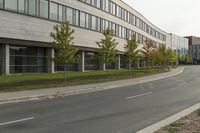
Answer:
[0,67,170,92]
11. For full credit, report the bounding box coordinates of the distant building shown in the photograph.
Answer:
[185,36,200,64]
[169,33,189,56]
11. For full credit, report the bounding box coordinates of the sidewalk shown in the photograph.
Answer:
[0,67,184,104]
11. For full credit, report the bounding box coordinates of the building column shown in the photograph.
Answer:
[47,48,55,73]
[115,54,121,70]
[78,51,85,72]
[2,45,10,75]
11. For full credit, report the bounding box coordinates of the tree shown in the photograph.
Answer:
[153,49,163,66]
[178,55,186,64]
[179,55,193,64]
[186,55,193,64]
[157,43,167,66]
[124,35,139,69]
[166,48,177,65]
[96,28,118,70]
[141,39,156,67]
[50,22,79,80]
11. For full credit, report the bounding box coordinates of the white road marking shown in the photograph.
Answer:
[177,82,186,86]
[0,117,34,126]
[126,92,152,100]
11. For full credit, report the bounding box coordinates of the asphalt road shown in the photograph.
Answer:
[0,66,200,133]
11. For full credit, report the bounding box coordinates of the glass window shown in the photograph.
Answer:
[136,17,140,27]
[86,0,90,4]
[144,23,147,32]
[91,16,96,30]
[138,34,143,43]
[40,0,49,18]
[66,7,73,24]
[115,24,119,36]
[139,19,143,29]
[124,10,127,21]
[118,6,121,18]
[126,29,130,39]
[121,8,124,19]
[104,20,109,29]
[97,17,101,32]
[129,14,133,24]
[29,0,36,16]
[112,23,116,34]
[85,51,98,70]
[121,27,125,38]
[127,12,130,22]
[119,26,122,37]
[0,0,3,9]
[86,14,90,29]
[73,10,79,26]
[58,5,63,22]
[50,2,58,21]
[18,0,25,13]
[101,19,104,31]
[5,0,17,11]
[102,0,109,12]
[96,0,100,8]
[116,6,119,17]
[24,0,28,14]
[133,15,136,25]
[80,12,86,28]
[91,0,95,6]
[10,46,46,73]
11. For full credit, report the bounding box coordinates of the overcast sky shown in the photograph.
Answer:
[122,0,200,37]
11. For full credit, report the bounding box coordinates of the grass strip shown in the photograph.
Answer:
[0,67,170,92]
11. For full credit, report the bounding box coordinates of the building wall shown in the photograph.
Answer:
[185,36,200,63]
[0,0,189,74]
[0,0,167,52]
[170,33,189,56]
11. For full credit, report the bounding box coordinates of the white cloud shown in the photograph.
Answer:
[122,0,200,37]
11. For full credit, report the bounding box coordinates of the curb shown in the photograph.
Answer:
[0,67,184,105]
[136,102,200,133]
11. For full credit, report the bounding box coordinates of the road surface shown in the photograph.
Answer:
[0,66,200,133]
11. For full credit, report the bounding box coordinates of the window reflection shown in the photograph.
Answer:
[10,46,46,73]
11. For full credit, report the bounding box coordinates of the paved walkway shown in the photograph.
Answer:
[0,67,184,104]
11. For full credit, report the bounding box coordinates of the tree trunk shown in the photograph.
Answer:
[64,62,67,80]
[129,63,132,70]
